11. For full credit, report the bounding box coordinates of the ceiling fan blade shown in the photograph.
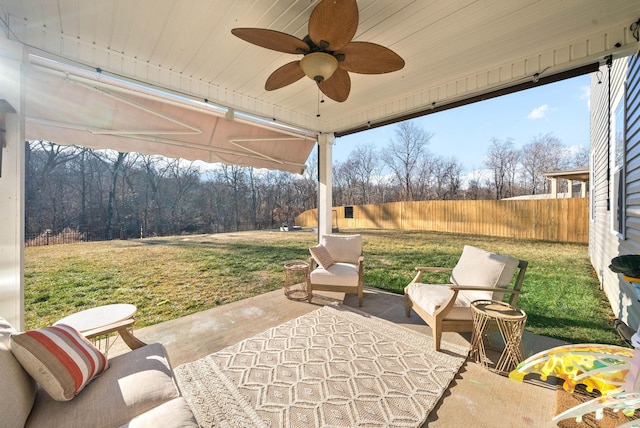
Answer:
[231,28,309,54]
[265,61,305,91]
[318,68,350,102]
[308,0,358,51]
[337,42,405,74]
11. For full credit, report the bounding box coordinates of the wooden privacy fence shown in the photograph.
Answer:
[295,198,589,243]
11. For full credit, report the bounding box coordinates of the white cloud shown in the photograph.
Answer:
[579,85,591,110]
[463,168,492,187]
[527,104,551,120]
[579,85,590,100]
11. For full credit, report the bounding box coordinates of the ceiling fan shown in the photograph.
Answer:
[231,0,405,103]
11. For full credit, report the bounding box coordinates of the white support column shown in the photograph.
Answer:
[317,133,334,242]
[567,179,574,198]
[581,181,587,198]
[0,39,26,329]
[550,177,558,198]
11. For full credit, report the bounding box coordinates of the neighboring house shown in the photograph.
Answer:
[544,167,589,198]
[590,53,640,330]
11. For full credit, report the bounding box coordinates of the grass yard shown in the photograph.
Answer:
[24,229,622,346]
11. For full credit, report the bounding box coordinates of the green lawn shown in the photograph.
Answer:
[24,229,622,346]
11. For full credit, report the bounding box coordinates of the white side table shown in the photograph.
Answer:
[55,303,146,352]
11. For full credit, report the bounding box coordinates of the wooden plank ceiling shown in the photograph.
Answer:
[0,0,638,161]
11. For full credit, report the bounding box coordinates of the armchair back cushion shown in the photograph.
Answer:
[322,234,362,264]
[0,317,36,427]
[451,245,519,302]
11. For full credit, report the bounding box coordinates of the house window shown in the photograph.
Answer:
[612,94,626,237]
[344,206,354,219]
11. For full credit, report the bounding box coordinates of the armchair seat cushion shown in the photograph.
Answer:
[309,262,360,287]
[405,282,474,320]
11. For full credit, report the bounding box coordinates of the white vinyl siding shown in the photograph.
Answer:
[590,54,640,329]
[612,96,626,236]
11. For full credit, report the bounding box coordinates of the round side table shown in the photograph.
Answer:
[283,260,309,301]
[470,299,527,374]
[54,303,146,354]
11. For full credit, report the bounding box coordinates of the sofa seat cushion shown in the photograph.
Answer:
[0,318,36,428]
[26,343,180,428]
[310,262,360,287]
[406,282,475,320]
[119,397,198,428]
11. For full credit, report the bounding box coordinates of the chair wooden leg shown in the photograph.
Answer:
[306,281,314,304]
[117,326,146,350]
[404,293,412,317]
[358,288,363,307]
[433,324,443,351]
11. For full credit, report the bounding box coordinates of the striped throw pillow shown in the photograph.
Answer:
[10,324,109,401]
[309,244,335,269]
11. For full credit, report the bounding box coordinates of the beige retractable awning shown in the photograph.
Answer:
[24,57,317,174]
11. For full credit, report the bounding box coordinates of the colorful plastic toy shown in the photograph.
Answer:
[509,335,640,425]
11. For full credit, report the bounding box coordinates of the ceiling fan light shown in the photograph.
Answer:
[300,52,339,83]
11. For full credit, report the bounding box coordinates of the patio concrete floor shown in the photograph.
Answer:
[111,286,567,427]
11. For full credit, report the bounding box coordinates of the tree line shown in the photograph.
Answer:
[25,141,317,241]
[332,122,588,205]
[25,122,587,242]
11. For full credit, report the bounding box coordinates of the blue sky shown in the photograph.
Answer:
[332,75,591,173]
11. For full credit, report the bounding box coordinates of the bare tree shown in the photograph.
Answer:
[432,156,464,200]
[333,153,359,206]
[465,169,491,200]
[101,152,128,240]
[25,141,82,233]
[348,145,381,205]
[299,150,318,211]
[135,155,170,236]
[570,145,589,168]
[520,133,568,194]
[221,164,247,231]
[382,122,433,201]
[484,138,519,199]
[164,159,201,232]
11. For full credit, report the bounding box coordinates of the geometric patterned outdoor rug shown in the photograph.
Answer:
[175,305,469,427]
